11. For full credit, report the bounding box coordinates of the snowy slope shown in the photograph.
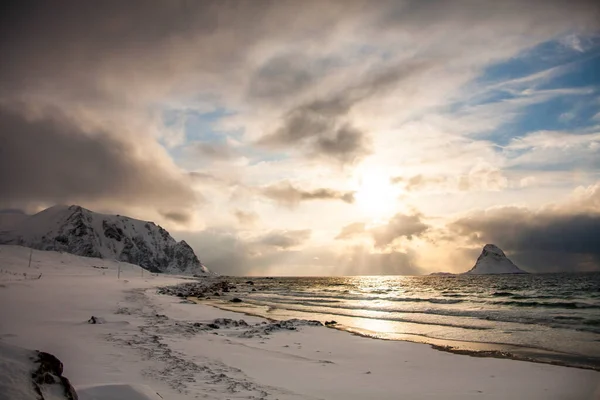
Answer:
[0,205,210,275]
[0,342,77,400]
[464,244,528,275]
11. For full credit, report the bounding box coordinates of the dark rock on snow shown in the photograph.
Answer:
[32,352,78,400]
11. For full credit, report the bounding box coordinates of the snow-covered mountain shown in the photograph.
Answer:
[464,244,528,275]
[0,205,210,275]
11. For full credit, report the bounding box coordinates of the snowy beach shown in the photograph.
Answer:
[1,245,598,400]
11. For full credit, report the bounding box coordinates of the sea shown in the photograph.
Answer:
[211,273,600,370]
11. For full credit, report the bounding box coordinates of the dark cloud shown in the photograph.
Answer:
[160,210,191,224]
[449,207,600,272]
[255,229,311,249]
[248,54,318,101]
[261,181,355,207]
[0,107,196,216]
[258,63,434,163]
[335,222,366,240]
[370,213,429,248]
[259,106,371,164]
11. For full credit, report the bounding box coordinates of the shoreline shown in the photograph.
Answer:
[2,246,599,399]
[198,296,600,372]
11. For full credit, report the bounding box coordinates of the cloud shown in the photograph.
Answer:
[191,142,237,160]
[0,107,196,219]
[448,185,600,272]
[189,172,222,183]
[257,62,435,163]
[233,209,259,227]
[335,222,366,240]
[503,130,600,171]
[173,227,313,275]
[370,213,429,248]
[254,229,312,249]
[259,106,371,164]
[3,0,600,275]
[570,182,600,212]
[175,227,422,276]
[247,53,318,101]
[507,130,600,151]
[340,246,422,276]
[335,213,430,247]
[260,181,354,207]
[160,210,192,224]
[392,162,508,193]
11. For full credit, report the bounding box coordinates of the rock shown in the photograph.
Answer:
[239,319,323,338]
[33,352,79,400]
[246,280,254,285]
[230,297,243,303]
[251,288,256,292]
[464,244,528,275]
[87,316,104,324]
[0,342,79,400]
[324,320,337,326]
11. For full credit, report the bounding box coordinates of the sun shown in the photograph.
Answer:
[354,172,399,220]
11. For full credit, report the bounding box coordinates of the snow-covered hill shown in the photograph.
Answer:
[0,205,210,275]
[464,244,528,275]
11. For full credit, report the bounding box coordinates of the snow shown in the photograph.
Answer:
[1,245,598,400]
[464,244,528,275]
[78,384,163,400]
[0,342,40,400]
[0,205,210,275]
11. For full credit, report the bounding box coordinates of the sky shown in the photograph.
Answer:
[1,0,599,276]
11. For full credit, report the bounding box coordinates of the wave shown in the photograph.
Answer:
[491,300,600,309]
[242,300,493,331]
[254,292,464,305]
[510,295,563,300]
[553,316,585,321]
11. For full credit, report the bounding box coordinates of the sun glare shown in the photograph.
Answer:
[354,172,398,220]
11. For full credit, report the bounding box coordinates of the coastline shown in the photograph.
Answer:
[203,297,600,372]
[1,246,599,399]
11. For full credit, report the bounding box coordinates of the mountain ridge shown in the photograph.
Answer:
[0,205,210,275]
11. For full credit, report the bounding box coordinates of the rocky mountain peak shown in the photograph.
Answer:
[0,205,210,275]
[465,244,528,275]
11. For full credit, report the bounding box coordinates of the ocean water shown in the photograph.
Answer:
[214,273,600,370]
